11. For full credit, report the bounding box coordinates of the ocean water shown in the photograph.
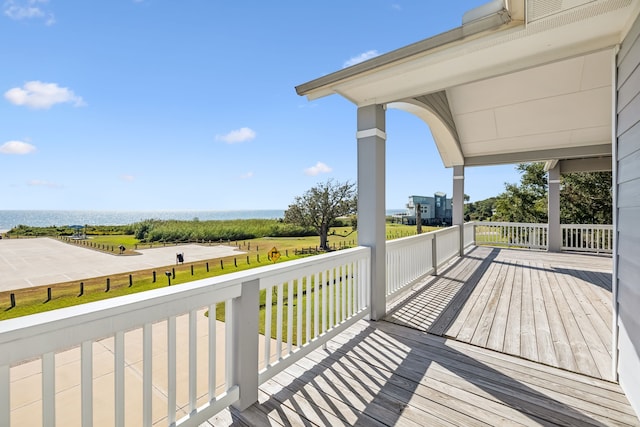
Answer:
[0,209,406,231]
[0,210,285,231]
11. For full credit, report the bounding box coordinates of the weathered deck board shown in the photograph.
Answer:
[210,319,638,427]
[520,262,539,362]
[503,259,523,356]
[547,266,602,378]
[385,246,614,380]
[428,249,496,337]
[531,265,558,367]
[470,259,506,348]
[485,259,515,353]
[537,263,577,373]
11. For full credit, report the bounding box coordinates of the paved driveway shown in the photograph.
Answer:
[0,238,245,292]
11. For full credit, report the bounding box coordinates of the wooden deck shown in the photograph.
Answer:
[204,247,639,426]
[386,246,614,380]
[210,319,638,426]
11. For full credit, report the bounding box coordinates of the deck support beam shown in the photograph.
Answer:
[453,165,465,255]
[357,104,387,321]
[548,164,561,252]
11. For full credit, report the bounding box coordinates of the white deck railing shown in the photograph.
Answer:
[463,222,476,248]
[475,222,613,253]
[435,226,461,266]
[385,225,463,299]
[561,224,613,253]
[0,246,371,427]
[257,247,371,384]
[475,222,549,250]
[386,232,435,298]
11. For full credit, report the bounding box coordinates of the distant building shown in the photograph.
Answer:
[404,193,452,226]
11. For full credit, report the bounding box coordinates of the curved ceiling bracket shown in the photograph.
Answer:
[388,94,464,167]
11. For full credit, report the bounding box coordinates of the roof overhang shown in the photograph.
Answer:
[296,0,640,169]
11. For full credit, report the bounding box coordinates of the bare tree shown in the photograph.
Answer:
[284,179,357,250]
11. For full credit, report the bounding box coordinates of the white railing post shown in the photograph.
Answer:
[472,223,477,245]
[42,352,55,427]
[231,279,259,411]
[0,365,8,427]
[432,233,438,276]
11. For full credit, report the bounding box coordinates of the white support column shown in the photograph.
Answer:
[453,165,465,256]
[548,164,561,252]
[357,104,386,321]
[231,279,259,410]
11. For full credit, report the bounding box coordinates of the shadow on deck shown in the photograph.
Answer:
[386,246,614,381]
[216,319,636,426]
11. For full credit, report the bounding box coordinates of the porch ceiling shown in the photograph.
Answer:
[445,48,613,167]
[297,0,640,168]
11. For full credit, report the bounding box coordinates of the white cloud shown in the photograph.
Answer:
[215,127,256,144]
[4,0,55,24]
[27,179,61,188]
[391,3,402,11]
[304,161,332,176]
[120,174,135,182]
[5,81,85,109]
[343,50,380,68]
[0,140,36,154]
[240,171,254,179]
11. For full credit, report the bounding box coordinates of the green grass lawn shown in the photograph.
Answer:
[0,223,427,321]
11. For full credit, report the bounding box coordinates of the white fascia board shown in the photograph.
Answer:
[328,3,633,106]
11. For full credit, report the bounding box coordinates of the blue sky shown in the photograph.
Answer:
[1,0,521,211]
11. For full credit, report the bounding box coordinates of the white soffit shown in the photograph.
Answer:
[448,48,613,160]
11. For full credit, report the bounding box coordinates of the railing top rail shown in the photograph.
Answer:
[386,230,435,248]
[476,221,549,228]
[431,225,460,237]
[561,224,613,229]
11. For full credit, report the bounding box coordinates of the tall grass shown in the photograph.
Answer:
[135,219,315,242]
[8,224,134,237]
